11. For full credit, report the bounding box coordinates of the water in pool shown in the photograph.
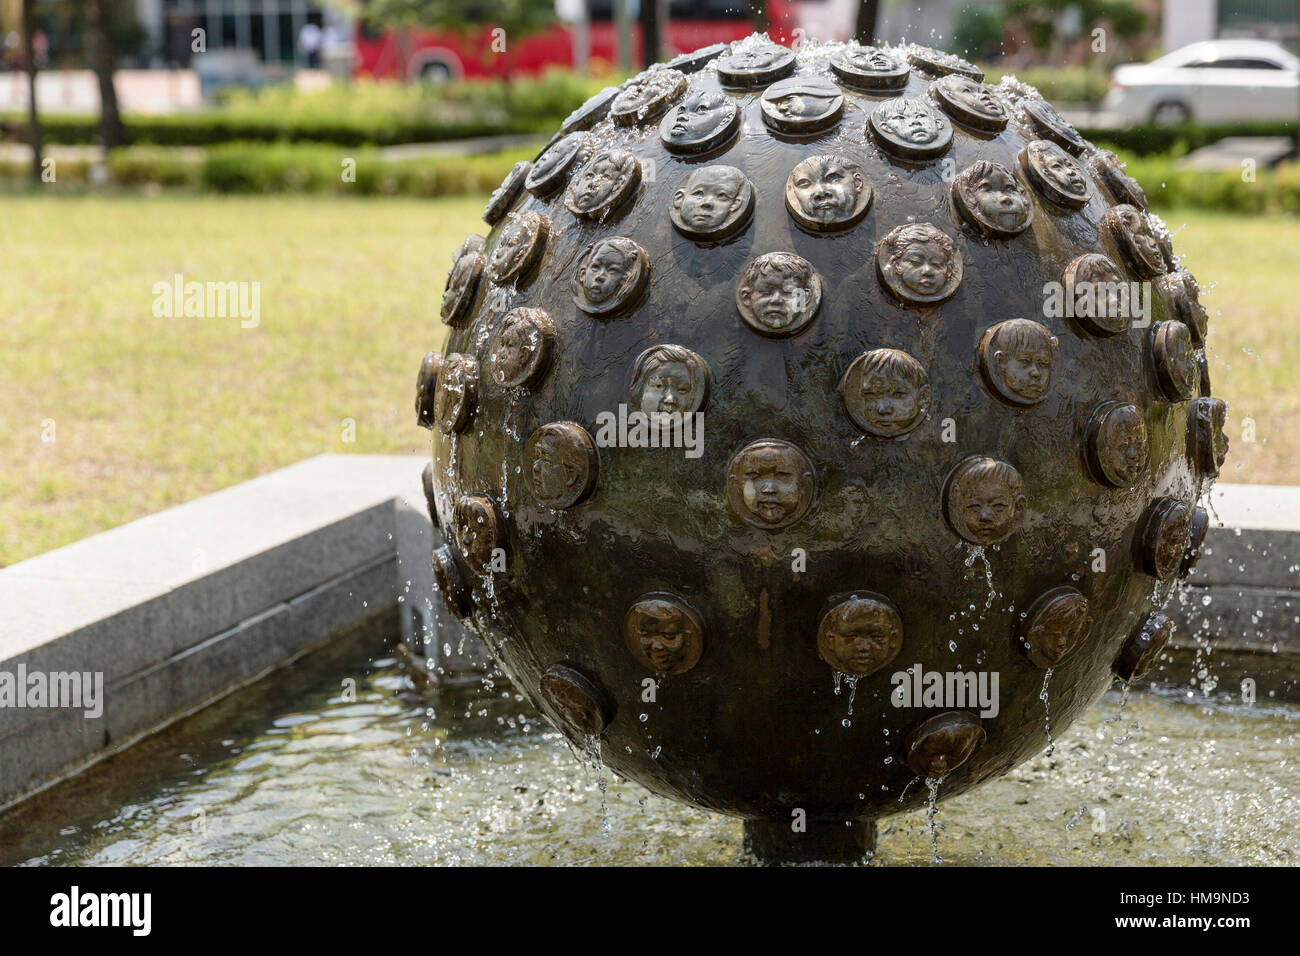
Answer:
[0,629,1294,866]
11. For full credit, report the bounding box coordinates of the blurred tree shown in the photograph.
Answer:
[1002,0,1148,59]
[952,5,1002,59]
[90,0,125,150]
[20,0,41,183]
[855,0,880,44]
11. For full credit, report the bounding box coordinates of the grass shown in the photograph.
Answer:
[0,197,1295,567]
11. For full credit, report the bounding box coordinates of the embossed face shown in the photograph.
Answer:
[1117,206,1161,263]
[1031,141,1087,196]
[948,460,1027,544]
[735,48,780,70]
[490,219,527,276]
[673,166,746,231]
[860,369,924,432]
[1028,595,1090,666]
[1155,506,1192,576]
[639,360,693,416]
[996,343,1052,400]
[789,157,860,222]
[493,314,536,383]
[879,100,941,143]
[581,242,631,304]
[964,166,1031,231]
[767,87,838,120]
[896,238,950,296]
[454,497,495,569]
[1099,405,1148,484]
[571,155,627,212]
[531,434,574,502]
[848,48,897,72]
[665,89,731,142]
[738,443,806,525]
[822,602,903,675]
[909,723,982,779]
[945,76,1002,117]
[630,601,697,672]
[751,274,807,331]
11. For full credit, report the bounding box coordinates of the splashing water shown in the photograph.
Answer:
[925,776,945,863]
[1041,668,1055,758]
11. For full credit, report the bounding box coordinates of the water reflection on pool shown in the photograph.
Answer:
[1,630,1294,866]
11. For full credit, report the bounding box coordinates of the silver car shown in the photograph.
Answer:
[1105,39,1299,126]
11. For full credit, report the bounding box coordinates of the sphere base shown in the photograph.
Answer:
[743,817,877,865]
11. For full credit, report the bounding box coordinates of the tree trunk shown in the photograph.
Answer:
[854,0,881,44]
[21,0,42,184]
[91,0,126,150]
[639,0,659,68]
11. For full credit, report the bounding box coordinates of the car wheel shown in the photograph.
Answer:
[419,61,454,84]
[1151,101,1191,126]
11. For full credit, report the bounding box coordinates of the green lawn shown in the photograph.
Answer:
[0,196,1295,567]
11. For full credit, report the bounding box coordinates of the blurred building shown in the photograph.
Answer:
[132,0,350,67]
[1166,0,1299,51]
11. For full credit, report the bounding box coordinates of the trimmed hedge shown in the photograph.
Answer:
[1085,121,1298,158]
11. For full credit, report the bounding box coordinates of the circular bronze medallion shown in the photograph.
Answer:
[659,88,740,154]
[487,307,555,390]
[816,592,904,676]
[715,43,796,88]
[525,132,587,197]
[564,149,642,221]
[952,161,1034,237]
[784,154,873,232]
[1181,506,1210,578]
[760,76,845,134]
[735,251,822,338]
[440,244,485,326]
[942,456,1027,546]
[1189,396,1228,477]
[539,664,614,736]
[434,353,479,435]
[978,318,1057,407]
[869,97,954,160]
[1064,253,1130,335]
[876,222,963,305]
[1088,149,1147,209]
[829,45,910,91]
[839,348,930,438]
[415,351,441,429]
[560,85,619,134]
[1017,586,1091,669]
[610,68,688,126]
[525,422,599,510]
[1151,320,1199,402]
[1104,204,1166,279]
[1113,612,1173,683]
[1138,496,1192,579]
[488,210,550,286]
[628,344,710,417]
[1085,401,1149,487]
[1021,98,1086,155]
[670,164,755,243]
[624,593,705,675]
[432,544,472,620]
[1020,140,1090,209]
[482,160,531,225]
[1161,272,1208,343]
[453,494,500,572]
[666,42,729,74]
[907,45,983,81]
[725,439,816,530]
[904,711,986,780]
[571,236,651,317]
[932,74,1007,131]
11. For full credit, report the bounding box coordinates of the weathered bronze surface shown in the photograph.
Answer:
[416,38,1222,863]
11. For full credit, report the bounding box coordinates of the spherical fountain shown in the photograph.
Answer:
[413,37,1227,863]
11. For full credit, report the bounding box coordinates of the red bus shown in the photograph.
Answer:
[354,0,800,82]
